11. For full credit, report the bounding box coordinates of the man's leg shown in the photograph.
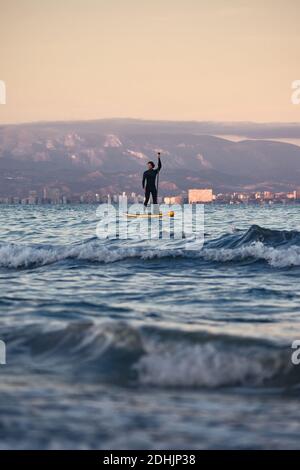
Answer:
[151,188,158,204]
[151,188,159,213]
[144,189,150,207]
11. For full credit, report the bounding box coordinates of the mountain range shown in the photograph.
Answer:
[1,119,300,197]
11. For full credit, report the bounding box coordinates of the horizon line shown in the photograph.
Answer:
[1,117,300,128]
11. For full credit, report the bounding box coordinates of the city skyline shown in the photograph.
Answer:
[1,186,299,206]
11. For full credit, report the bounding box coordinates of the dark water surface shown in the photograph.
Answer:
[0,204,300,449]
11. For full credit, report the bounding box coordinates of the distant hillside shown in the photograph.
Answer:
[1,119,300,197]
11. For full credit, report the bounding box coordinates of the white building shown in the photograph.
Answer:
[188,189,213,203]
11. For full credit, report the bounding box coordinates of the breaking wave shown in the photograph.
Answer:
[3,321,297,391]
[1,225,300,269]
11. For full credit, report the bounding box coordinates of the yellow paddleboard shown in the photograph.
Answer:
[125,211,175,219]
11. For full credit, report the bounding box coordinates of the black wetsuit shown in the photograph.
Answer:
[142,158,162,206]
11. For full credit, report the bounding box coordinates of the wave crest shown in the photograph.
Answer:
[1,225,300,269]
[4,321,298,390]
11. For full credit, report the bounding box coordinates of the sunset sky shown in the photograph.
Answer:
[0,0,300,124]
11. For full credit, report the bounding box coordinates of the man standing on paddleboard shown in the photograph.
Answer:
[142,152,162,207]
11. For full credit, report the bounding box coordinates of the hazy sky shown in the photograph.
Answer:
[1,0,300,124]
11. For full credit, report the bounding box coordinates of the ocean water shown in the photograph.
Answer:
[1,203,300,449]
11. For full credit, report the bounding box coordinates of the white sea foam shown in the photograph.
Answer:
[0,243,140,268]
[4,320,295,389]
[1,240,300,268]
[135,339,290,388]
[201,242,300,268]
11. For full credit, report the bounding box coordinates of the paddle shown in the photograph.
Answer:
[157,152,161,199]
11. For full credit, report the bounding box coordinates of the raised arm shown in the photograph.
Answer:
[157,156,162,172]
